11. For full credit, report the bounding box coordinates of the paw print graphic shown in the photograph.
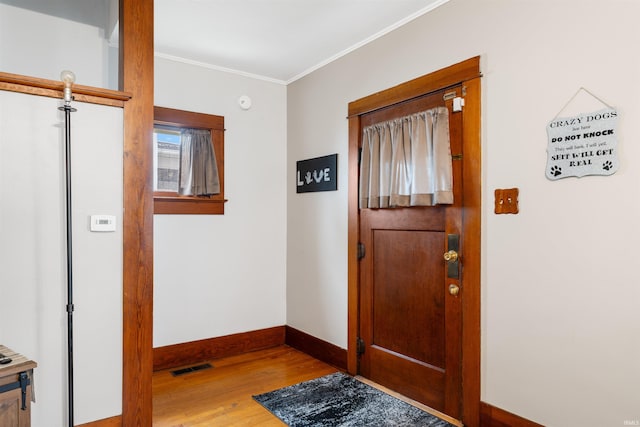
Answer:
[602,161,613,171]
[550,165,562,177]
[305,171,313,184]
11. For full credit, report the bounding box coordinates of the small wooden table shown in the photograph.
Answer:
[0,345,37,427]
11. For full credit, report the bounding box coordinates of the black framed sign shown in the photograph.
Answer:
[296,154,338,193]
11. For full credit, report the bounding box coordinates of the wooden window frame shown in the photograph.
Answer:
[153,106,226,214]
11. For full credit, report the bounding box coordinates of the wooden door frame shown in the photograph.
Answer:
[347,56,482,427]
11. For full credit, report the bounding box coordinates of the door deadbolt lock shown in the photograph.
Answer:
[449,284,460,296]
[445,234,460,279]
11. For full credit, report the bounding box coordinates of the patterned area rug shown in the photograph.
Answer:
[253,372,456,427]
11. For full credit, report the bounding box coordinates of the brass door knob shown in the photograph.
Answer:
[443,250,459,263]
[449,284,460,296]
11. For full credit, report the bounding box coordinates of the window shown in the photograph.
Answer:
[153,106,225,214]
[154,127,181,192]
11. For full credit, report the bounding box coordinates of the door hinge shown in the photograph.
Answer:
[356,337,365,356]
[357,242,365,260]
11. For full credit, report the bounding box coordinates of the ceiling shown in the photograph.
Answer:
[2,0,449,85]
[154,0,449,84]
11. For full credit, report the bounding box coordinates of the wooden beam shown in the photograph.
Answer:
[120,0,154,426]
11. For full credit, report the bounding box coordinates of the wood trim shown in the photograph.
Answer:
[153,198,226,215]
[153,326,286,371]
[480,402,545,427]
[347,114,361,376]
[0,72,131,107]
[461,75,482,427]
[77,415,122,427]
[348,57,481,117]
[347,56,482,427]
[285,326,348,371]
[154,106,224,130]
[120,0,154,426]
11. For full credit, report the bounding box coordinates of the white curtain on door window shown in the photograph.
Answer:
[359,106,453,208]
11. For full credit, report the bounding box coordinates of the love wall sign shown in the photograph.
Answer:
[296,154,337,193]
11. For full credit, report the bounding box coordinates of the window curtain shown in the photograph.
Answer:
[178,129,220,196]
[359,106,453,208]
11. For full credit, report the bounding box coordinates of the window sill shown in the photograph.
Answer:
[153,195,227,215]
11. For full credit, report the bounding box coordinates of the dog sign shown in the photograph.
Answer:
[546,107,619,180]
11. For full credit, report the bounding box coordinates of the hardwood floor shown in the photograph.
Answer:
[152,345,339,426]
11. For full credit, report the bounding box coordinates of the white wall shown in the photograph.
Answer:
[153,57,287,347]
[0,3,116,89]
[0,91,123,426]
[286,1,640,426]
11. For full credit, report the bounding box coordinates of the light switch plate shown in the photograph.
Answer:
[494,188,519,214]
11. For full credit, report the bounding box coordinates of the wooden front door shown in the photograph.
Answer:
[357,86,464,418]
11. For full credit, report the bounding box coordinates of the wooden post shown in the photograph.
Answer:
[119,0,154,425]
